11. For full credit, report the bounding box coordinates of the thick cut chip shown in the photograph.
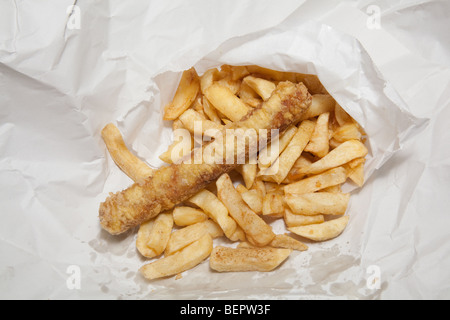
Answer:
[217,174,275,246]
[159,131,194,164]
[304,112,330,158]
[289,215,350,241]
[332,123,362,142]
[238,82,262,108]
[202,96,222,124]
[238,234,308,252]
[205,84,251,122]
[164,68,200,120]
[179,109,224,137]
[258,125,298,169]
[243,76,277,101]
[237,164,257,189]
[259,120,315,183]
[240,189,263,214]
[346,159,366,187]
[210,246,292,272]
[285,192,350,216]
[296,140,368,176]
[101,123,154,184]
[284,208,325,227]
[262,193,285,218]
[136,212,174,259]
[165,220,222,256]
[200,68,219,94]
[334,103,352,126]
[229,65,250,81]
[188,189,239,241]
[270,234,308,251]
[300,94,336,120]
[140,233,213,280]
[284,167,348,195]
[173,206,209,226]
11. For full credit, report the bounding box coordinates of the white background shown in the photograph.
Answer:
[0,0,449,299]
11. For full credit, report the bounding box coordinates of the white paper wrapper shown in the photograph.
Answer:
[1,1,448,300]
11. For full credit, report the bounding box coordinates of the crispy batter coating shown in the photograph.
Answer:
[99,81,312,235]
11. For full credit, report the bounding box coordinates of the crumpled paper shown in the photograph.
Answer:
[1,0,448,300]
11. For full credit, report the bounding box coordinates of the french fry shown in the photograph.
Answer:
[238,234,308,252]
[289,215,350,241]
[270,234,308,251]
[284,208,324,227]
[202,96,222,125]
[140,233,213,280]
[243,76,276,101]
[334,103,353,126]
[296,140,368,176]
[235,184,249,194]
[304,112,330,158]
[209,246,292,272]
[284,155,314,182]
[329,138,342,150]
[300,94,336,120]
[187,189,239,241]
[332,123,362,142]
[229,65,250,81]
[264,182,285,195]
[101,123,154,184]
[173,206,209,226]
[258,125,298,169]
[346,159,365,187]
[217,77,241,95]
[172,119,185,131]
[165,220,223,256]
[164,68,200,120]
[240,189,263,214]
[200,68,219,95]
[216,174,275,246]
[237,163,257,189]
[205,83,251,122]
[321,184,342,193]
[159,132,194,164]
[179,109,224,138]
[191,95,205,115]
[284,167,348,195]
[259,120,315,183]
[238,82,262,108]
[262,193,285,218]
[285,192,350,216]
[136,212,174,259]
[252,180,266,198]
[222,118,233,126]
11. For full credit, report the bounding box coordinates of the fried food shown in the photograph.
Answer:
[99,81,312,235]
[216,173,275,247]
[289,215,350,241]
[101,123,154,184]
[209,246,292,272]
[140,233,213,280]
[163,68,200,120]
[136,212,173,259]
